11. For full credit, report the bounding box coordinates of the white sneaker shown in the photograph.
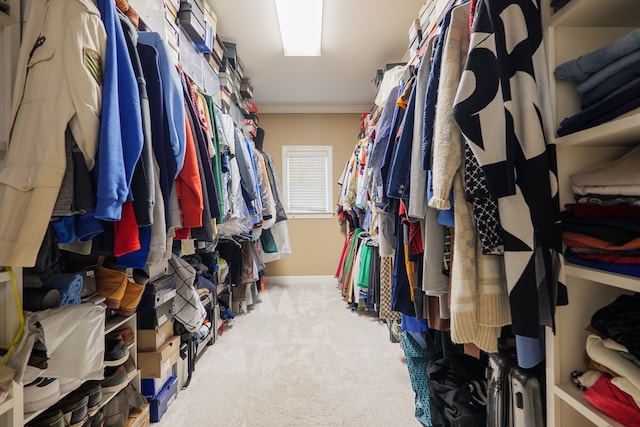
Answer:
[58,377,82,395]
[24,377,61,413]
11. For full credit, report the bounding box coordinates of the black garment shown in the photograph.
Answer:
[561,211,640,245]
[427,333,488,427]
[181,72,221,240]
[217,239,243,286]
[119,10,154,226]
[591,293,640,360]
[138,44,174,224]
[184,95,214,242]
[464,145,503,255]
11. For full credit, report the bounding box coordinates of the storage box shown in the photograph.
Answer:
[138,335,180,378]
[164,0,178,20]
[203,0,217,36]
[143,274,176,295]
[137,318,175,351]
[137,298,174,329]
[212,35,225,62]
[78,267,97,298]
[178,0,206,45]
[148,376,178,423]
[240,77,253,99]
[139,288,176,309]
[222,41,237,69]
[141,363,175,397]
[125,403,150,427]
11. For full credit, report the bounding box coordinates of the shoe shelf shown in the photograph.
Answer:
[23,383,79,424]
[0,397,12,416]
[88,369,140,418]
[554,382,625,427]
[0,381,21,427]
[564,264,640,293]
[106,314,136,335]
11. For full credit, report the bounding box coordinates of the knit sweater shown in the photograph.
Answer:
[429,2,510,352]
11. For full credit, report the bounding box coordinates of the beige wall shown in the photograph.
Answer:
[259,113,362,276]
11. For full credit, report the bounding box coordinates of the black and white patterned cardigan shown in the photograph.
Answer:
[453,0,566,338]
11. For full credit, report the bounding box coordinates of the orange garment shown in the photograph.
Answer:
[562,231,640,251]
[175,111,203,239]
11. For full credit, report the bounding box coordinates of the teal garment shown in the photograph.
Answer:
[203,93,224,221]
[401,331,433,426]
[356,242,372,289]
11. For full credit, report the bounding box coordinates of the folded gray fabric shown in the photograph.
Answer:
[555,27,640,81]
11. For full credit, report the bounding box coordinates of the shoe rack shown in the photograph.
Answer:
[543,1,640,426]
[0,9,21,424]
[21,312,141,425]
[0,268,23,427]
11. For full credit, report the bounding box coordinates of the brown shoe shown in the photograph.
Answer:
[114,280,145,316]
[95,264,128,309]
[109,327,134,347]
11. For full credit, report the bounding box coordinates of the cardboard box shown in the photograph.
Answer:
[137,318,175,352]
[137,298,174,330]
[138,335,180,378]
[125,403,150,427]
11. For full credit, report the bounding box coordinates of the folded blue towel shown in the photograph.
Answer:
[42,273,83,306]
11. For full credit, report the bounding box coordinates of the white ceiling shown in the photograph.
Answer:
[209,0,425,112]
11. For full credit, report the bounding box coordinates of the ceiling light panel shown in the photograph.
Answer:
[275,0,323,56]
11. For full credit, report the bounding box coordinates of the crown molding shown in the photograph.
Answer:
[258,104,371,114]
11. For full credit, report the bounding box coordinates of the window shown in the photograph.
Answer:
[282,146,333,218]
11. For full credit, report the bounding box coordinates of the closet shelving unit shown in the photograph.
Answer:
[22,313,141,424]
[544,1,640,426]
[0,269,22,427]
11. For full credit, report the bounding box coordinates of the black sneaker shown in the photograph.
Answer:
[28,408,66,427]
[104,337,128,367]
[101,365,127,393]
[90,409,104,427]
[68,381,102,412]
[57,394,89,427]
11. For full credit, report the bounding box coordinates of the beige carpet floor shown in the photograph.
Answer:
[155,278,421,426]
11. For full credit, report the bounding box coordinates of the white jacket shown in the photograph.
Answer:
[0,0,106,266]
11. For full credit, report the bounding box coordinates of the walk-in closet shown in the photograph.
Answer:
[1,0,639,426]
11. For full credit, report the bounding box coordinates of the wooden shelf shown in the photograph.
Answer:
[555,382,625,427]
[565,264,640,293]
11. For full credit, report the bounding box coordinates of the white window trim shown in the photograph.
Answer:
[282,145,333,218]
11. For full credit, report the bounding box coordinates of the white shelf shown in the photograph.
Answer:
[23,383,78,424]
[0,10,13,28]
[0,395,12,416]
[548,0,640,28]
[105,314,135,335]
[0,270,11,283]
[565,264,640,293]
[88,369,140,417]
[555,383,625,427]
[555,110,640,147]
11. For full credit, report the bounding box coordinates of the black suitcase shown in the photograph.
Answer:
[486,353,545,427]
